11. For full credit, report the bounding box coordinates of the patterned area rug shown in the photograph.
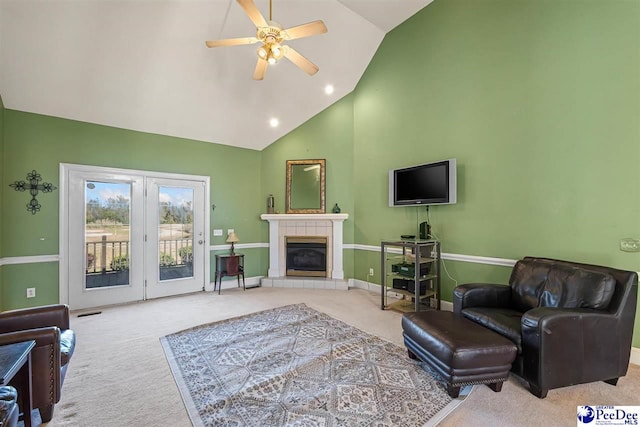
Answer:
[160,304,455,427]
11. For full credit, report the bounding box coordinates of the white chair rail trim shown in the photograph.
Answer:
[209,243,268,251]
[349,244,517,267]
[0,247,517,268]
[0,254,60,266]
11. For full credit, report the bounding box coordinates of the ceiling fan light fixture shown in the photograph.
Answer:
[264,43,285,64]
[267,51,277,64]
[205,0,327,79]
[257,42,283,64]
[257,45,268,59]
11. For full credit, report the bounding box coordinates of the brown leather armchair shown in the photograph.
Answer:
[453,257,637,398]
[0,304,76,422]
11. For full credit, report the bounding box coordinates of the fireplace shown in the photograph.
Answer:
[260,213,348,281]
[286,236,327,277]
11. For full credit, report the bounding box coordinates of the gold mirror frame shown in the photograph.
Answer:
[286,159,326,214]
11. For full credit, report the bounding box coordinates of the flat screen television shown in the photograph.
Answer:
[389,158,457,207]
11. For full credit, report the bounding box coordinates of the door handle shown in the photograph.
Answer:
[198,240,204,245]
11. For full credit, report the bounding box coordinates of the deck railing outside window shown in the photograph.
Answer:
[86,236,193,273]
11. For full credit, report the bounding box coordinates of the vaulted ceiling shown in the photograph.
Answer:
[0,0,433,150]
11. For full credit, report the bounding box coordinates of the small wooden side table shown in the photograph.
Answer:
[214,253,245,294]
[0,340,36,427]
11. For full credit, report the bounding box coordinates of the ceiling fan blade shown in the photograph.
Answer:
[283,20,328,40]
[253,58,268,80]
[205,37,259,48]
[237,0,268,28]
[284,46,319,76]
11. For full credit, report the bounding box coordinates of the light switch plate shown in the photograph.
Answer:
[227,229,234,235]
[213,229,223,236]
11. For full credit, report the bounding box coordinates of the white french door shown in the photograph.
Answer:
[145,178,206,299]
[61,164,209,310]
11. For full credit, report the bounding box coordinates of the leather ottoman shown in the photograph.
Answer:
[402,311,517,398]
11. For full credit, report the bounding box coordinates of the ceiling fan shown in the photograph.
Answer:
[205,0,327,80]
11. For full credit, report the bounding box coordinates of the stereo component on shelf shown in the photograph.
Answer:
[419,222,431,240]
[392,278,431,296]
[391,262,430,277]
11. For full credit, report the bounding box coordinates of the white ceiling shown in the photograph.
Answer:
[0,0,433,151]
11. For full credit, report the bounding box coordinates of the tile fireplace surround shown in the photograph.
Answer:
[260,213,348,290]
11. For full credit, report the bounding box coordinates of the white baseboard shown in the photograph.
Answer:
[349,278,454,311]
[349,279,639,366]
[631,347,640,366]
[349,278,404,300]
[208,275,262,292]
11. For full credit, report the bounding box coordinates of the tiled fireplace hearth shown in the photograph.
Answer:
[260,213,348,290]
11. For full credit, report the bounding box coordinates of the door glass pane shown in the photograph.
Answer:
[85,181,131,288]
[158,186,194,281]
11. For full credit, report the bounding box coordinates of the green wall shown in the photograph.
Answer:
[0,94,4,307]
[355,0,639,259]
[261,94,355,279]
[353,0,640,330]
[1,110,264,309]
[264,0,640,345]
[1,0,639,346]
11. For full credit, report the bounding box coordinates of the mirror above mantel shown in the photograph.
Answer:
[286,159,325,214]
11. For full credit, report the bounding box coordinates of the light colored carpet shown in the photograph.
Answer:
[47,287,640,426]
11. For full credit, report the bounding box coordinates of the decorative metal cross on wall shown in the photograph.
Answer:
[9,170,57,214]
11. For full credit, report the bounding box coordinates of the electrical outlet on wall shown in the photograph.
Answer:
[369,268,374,276]
[26,288,36,298]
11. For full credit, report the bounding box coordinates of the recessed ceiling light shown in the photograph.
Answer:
[269,118,279,128]
[324,84,334,95]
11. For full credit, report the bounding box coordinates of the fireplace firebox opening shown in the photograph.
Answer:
[286,236,327,277]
